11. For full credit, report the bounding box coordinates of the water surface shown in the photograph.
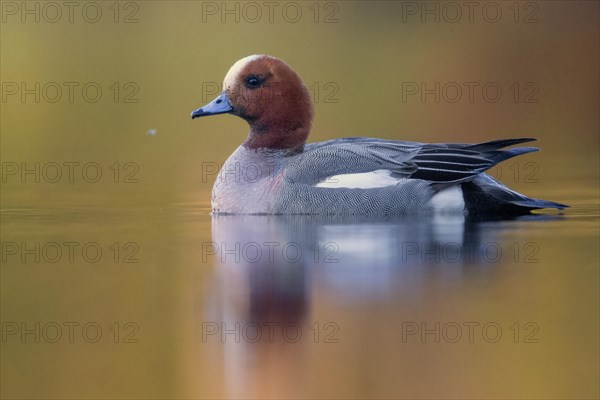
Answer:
[1,185,598,398]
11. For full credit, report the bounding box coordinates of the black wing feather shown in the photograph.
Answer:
[409,140,539,182]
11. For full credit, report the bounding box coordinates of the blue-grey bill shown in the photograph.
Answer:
[191,92,233,119]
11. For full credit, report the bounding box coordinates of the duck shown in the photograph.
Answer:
[191,54,567,215]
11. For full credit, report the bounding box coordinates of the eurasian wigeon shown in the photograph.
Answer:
[191,54,567,215]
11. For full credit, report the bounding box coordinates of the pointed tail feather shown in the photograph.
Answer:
[486,146,539,165]
[464,138,537,152]
[462,174,568,215]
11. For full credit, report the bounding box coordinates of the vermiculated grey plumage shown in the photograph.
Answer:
[212,137,568,215]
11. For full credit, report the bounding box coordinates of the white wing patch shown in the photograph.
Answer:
[314,169,402,189]
[430,186,465,213]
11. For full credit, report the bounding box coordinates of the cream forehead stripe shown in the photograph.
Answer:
[223,55,263,90]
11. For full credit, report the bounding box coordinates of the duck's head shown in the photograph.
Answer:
[191,55,314,151]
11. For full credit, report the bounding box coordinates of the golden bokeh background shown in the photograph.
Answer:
[2,0,598,207]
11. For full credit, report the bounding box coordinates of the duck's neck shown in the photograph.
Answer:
[242,113,311,152]
[243,128,308,153]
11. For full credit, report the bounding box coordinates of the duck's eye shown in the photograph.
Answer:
[245,75,262,88]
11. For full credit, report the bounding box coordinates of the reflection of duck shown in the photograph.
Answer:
[203,213,560,397]
[210,215,310,326]
[207,213,564,324]
[191,54,567,215]
[208,213,545,324]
